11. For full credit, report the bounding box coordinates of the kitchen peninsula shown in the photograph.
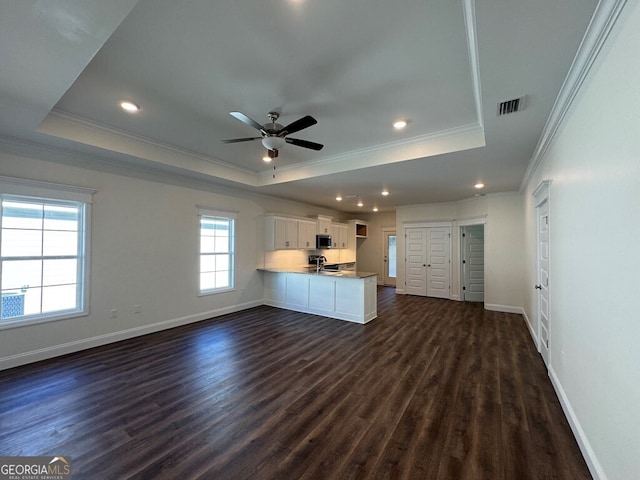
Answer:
[260,268,377,324]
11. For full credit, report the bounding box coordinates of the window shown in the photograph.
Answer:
[198,207,236,294]
[0,176,93,327]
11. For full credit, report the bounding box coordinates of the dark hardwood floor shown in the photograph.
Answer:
[0,287,591,479]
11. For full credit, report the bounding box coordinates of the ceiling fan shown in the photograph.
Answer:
[221,111,323,158]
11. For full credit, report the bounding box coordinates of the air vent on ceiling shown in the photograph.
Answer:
[497,96,525,116]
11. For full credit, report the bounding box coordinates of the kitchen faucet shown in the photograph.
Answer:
[316,255,327,273]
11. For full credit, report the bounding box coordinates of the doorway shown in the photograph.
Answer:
[461,224,485,302]
[383,229,396,286]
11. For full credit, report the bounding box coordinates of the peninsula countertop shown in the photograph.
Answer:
[257,267,378,279]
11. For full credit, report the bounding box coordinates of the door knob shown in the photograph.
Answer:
[534,284,542,290]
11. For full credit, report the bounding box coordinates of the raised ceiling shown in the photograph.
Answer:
[0,0,599,212]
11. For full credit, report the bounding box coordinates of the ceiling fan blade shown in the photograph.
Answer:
[221,137,261,143]
[279,115,317,136]
[285,137,324,151]
[230,112,265,132]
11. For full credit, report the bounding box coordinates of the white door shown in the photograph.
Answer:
[383,230,396,286]
[405,228,427,295]
[537,198,550,366]
[462,225,484,302]
[426,228,450,299]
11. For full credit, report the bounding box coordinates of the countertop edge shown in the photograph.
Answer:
[257,268,378,279]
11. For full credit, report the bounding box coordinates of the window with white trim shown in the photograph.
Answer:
[0,176,93,327]
[198,207,236,294]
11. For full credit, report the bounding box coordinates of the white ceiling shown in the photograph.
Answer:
[0,0,599,213]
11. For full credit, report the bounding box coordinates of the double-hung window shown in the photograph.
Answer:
[198,207,236,294]
[0,176,93,327]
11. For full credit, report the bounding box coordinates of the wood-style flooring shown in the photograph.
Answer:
[0,288,591,479]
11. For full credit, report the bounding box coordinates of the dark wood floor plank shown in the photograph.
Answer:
[0,288,592,479]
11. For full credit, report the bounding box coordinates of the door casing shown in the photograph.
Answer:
[534,180,551,367]
[461,224,485,302]
[382,228,397,286]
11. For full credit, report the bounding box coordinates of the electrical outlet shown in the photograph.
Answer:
[110,309,118,319]
[133,304,141,314]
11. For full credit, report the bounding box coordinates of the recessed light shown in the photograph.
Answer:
[120,101,140,113]
[357,201,364,207]
[262,155,272,163]
[475,183,485,189]
[381,190,389,196]
[336,195,343,201]
[393,120,407,130]
[372,207,379,212]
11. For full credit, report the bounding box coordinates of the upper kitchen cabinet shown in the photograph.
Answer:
[317,215,332,235]
[331,223,348,249]
[298,220,317,250]
[265,215,299,250]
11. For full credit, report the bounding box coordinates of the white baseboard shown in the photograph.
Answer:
[548,367,607,480]
[484,303,524,315]
[522,309,539,349]
[0,299,263,371]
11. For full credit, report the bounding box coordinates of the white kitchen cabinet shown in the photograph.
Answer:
[298,220,317,249]
[317,215,332,235]
[262,270,377,324]
[331,223,348,249]
[265,216,299,250]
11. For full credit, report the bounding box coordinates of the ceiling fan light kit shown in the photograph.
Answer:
[222,111,323,161]
[262,136,285,151]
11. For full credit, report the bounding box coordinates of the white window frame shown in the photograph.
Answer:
[198,206,237,295]
[0,176,94,330]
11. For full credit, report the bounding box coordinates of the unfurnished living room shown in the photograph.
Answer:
[0,1,638,479]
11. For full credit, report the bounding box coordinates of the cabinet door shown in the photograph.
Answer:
[298,221,316,249]
[274,218,298,249]
[338,224,348,248]
[331,224,348,248]
[330,224,339,248]
[318,218,332,235]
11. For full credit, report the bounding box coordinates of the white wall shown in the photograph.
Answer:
[395,194,524,310]
[522,1,640,478]
[0,149,342,369]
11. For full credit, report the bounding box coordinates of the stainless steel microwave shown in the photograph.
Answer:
[316,234,332,249]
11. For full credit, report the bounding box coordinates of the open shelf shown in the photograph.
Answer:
[355,222,368,238]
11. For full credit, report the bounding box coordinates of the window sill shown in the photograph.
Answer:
[198,287,236,297]
[0,310,88,331]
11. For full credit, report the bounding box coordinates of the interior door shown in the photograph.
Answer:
[462,225,484,302]
[405,228,427,295]
[537,199,550,366]
[383,230,396,286]
[426,227,450,299]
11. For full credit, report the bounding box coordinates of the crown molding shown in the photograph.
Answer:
[520,0,630,192]
[40,110,258,184]
[257,122,485,185]
[38,109,485,190]
[463,0,484,130]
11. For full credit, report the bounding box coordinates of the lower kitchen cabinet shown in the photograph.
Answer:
[262,271,377,324]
